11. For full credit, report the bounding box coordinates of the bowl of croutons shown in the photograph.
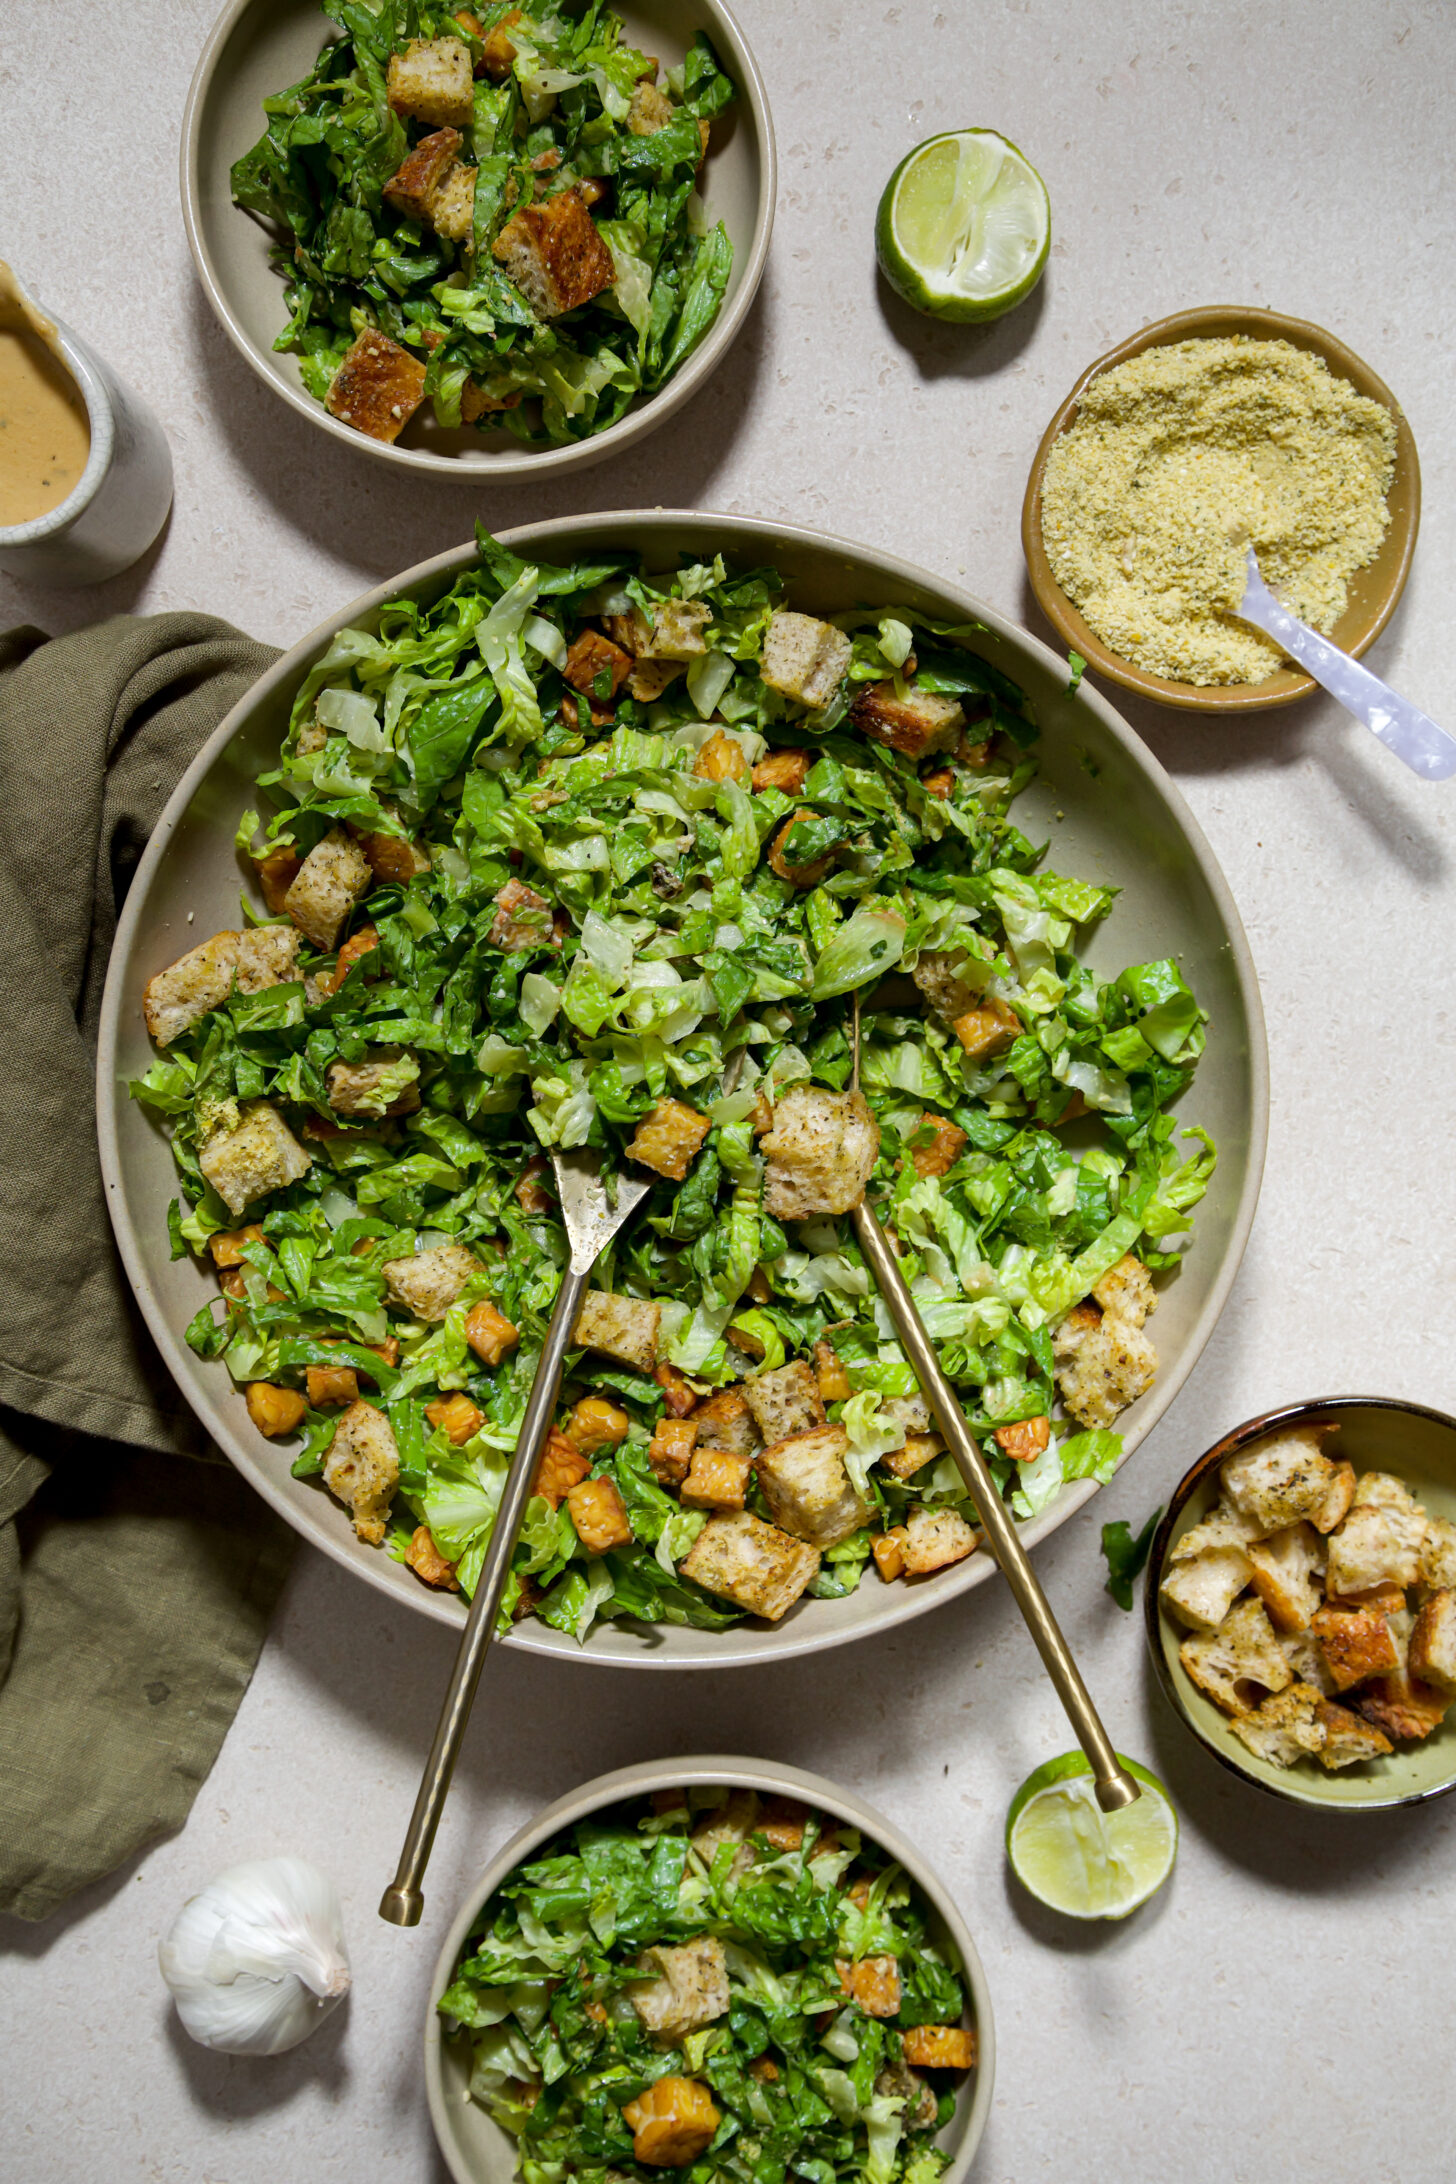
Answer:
[1146,1397,1456,1809]
[426,1756,994,2184]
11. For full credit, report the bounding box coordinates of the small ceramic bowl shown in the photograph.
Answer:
[426,1756,995,2184]
[181,0,775,479]
[1021,305,1420,714]
[1145,1396,1456,1811]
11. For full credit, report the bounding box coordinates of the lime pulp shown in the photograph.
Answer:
[875,129,1050,323]
[1006,1752,1177,1919]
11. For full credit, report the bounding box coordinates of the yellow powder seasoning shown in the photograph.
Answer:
[1040,336,1397,686]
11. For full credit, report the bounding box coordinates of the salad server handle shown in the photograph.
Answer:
[852,1198,1140,1815]
[378,1259,593,1927]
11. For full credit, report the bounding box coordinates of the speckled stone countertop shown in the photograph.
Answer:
[3,2,1454,2178]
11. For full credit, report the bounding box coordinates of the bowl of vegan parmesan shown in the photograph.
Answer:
[1021,307,1420,713]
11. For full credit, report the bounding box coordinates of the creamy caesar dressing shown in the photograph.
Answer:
[0,264,90,528]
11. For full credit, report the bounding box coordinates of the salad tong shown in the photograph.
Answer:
[379,1149,649,1927]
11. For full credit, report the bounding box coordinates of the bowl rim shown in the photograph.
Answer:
[95,506,1269,1666]
[1020,304,1422,714]
[1143,1392,1456,1811]
[179,0,777,479]
[423,1754,997,2184]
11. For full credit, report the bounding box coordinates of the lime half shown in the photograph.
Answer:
[876,129,1050,323]
[1006,1753,1177,1920]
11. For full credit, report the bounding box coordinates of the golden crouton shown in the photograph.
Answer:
[628,656,685,702]
[628,78,675,133]
[237,923,303,993]
[381,1242,480,1322]
[255,847,301,913]
[605,599,713,661]
[626,1097,712,1181]
[386,36,476,127]
[1159,1545,1256,1632]
[679,1510,820,1620]
[1169,1499,1261,1561]
[901,1505,979,1576]
[872,1529,908,1580]
[1280,1627,1337,1697]
[1229,1683,1327,1769]
[566,1395,631,1452]
[566,1474,633,1553]
[317,923,380,997]
[143,925,300,1046]
[210,1223,265,1270]
[875,2058,938,2130]
[405,1525,460,1590]
[1325,1492,1427,1597]
[1351,1665,1450,1743]
[245,1382,307,1439]
[284,825,374,950]
[326,1049,421,1118]
[744,1359,825,1445]
[849,680,964,759]
[383,126,473,238]
[536,1429,591,1508]
[1246,1521,1326,1634]
[837,1956,901,2018]
[901,2025,976,2071]
[455,5,520,80]
[653,1362,698,1419]
[759,610,852,710]
[950,996,1022,1061]
[761,1085,880,1220]
[428,160,477,242]
[880,1432,944,1480]
[1179,1596,1292,1716]
[1315,1698,1393,1770]
[1220,1427,1340,1536]
[910,1112,968,1180]
[199,1101,312,1217]
[994,1415,1050,1463]
[426,1392,485,1447]
[693,729,750,785]
[649,1417,697,1486]
[492,187,615,318]
[630,1938,730,2042]
[1052,1299,1156,1432]
[912,948,983,1025]
[1313,1458,1357,1534]
[465,1298,519,1366]
[765,807,833,887]
[1092,1253,1156,1329]
[757,1425,869,1548]
[574,1291,661,1373]
[1418,1513,1456,1592]
[326,328,428,444]
[1409,1587,1456,1694]
[621,2075,720,2167]
[564,626,633,699]
[752,748,811,795]
[460,378,521,422]
[306,1363,359,1408]
[693,1386,759,1457]
[682,1448,751,1510]
[490,876,554,951]
[322,1399,400,1545]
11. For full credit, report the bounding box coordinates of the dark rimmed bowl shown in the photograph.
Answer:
[1145,1396,1456,1810]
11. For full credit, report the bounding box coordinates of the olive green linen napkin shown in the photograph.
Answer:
[0,614,295,1922]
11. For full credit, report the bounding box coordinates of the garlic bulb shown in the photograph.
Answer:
[159,1857,351,2055]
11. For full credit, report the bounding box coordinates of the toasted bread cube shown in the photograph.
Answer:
[1315,1698,1393,1770]
[1351,1665,1450,1743]
[381,1242,479,1322]
[950,996,1021,1061]
[691,1788,760,1859]
[744,1359,825,1444]
[143,930,243,1045]
[679,1510,820,1620]
[994,1414,1050,1463]
[1246,1521,1325,1634]
[812,1341,852,1404]
[837,1955,901,2018]
[326,328,428,444]
[628,78,675,133]
[1092,1253,1156,1329]
[1418,1513,1456,1592]
[564,626,633,699]
[758,1796,809,1851]
[236,924,302,995]
[210,1223,265,1270]
[1229,1682,1327,1769]
[768,808,836,888]
[605,599,713,661]
[405,1525,459,1590]
[461,377,522,422]
[693,729,750,785]
[1409,1587,1456,1694]
[383,125,463,223]
[653,1362,698,1419]
[760,611,852,709]
[574,1291,660,1372]
[880,1432,944,1481]
[1159,1545,1255,1632]
[626,1097,712,1181]
[693,1386,759,1457]
[426,1392,485,1446]
[326,1049,421,1118]
[628,656,685,702]
[902,1505,979,1576]
[199,1101,311,1217]
[622,2076,720,2167]
[1220,1427,1340,1536]
[901,2025,976,2072]
[757,1425,868,1548]
[322,1399,399,1545]
[752,748,811,795]
[1179,1596,1292,1716]
[1053,1300,1157,1432]
[1169,1499,1262,1562]
[1326,1495,1426,1597]
[630,1937,730,2042]
[318,922,381,997]
[387,36,475,127]
[1313,1458,1357,1534]
[284,825,374,950]
[255,847,301,914]
[566,1395,631,1452]
[354,825,430,888]
[875,2058,937,2131]
[1280,1627,1338,1697]
[566,1474,633,1553]
[490,876,554,951]
[536,1428,591,1507]
[245,1382,307,1439]
[649,1417,698,1486]
[428,160,477,241]
[849,680,964,759]
[465,1298,519,1366]
[306,1363,359,1408]
[912,948,983,1024]
[456,5,520,80]
[910,1112,968,1181]
[872,1528,907,1580]
[682,1447,751,1510]
[492,187,614,318]
[761,1085,879,1221]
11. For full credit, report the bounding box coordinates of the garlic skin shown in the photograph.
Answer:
[159,1857,351,2056]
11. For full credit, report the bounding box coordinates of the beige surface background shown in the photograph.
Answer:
[3,1,1454,2179]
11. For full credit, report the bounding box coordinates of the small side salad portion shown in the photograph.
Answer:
[231,1,736,448]
[437,1786,976,2184]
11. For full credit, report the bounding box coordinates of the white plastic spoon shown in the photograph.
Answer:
[1237,548,1456,781]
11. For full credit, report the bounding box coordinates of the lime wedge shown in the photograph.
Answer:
[876,129,1050,323]
[1006,1753,1177,1920]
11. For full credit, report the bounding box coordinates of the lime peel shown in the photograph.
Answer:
[876,129,1050,324]
[1006,1752,1177,1919]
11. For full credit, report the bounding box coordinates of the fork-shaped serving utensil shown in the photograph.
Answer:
[379,1149,650,1927]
